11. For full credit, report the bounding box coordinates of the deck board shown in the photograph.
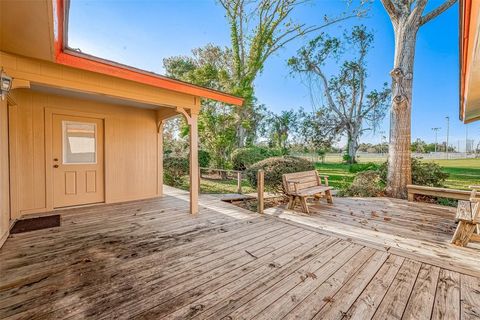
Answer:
[0,187,479,319]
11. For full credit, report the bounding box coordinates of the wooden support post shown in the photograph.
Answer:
[257,170,264,214]
[237,172,242,194]
[157,120,164,197]
[198,167,201,194]
[189,112,199,214]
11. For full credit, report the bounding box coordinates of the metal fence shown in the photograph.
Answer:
[291,152,479,163]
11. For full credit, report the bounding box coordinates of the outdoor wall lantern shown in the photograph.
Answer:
[0,70,13,101]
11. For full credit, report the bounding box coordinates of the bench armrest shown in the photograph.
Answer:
[318,174,329,187]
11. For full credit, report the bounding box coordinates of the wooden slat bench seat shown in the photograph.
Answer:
[451,187,480,247]
[406,184,471,202]
[282,170,333,214]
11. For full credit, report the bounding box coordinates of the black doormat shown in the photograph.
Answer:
[10,215,61,234]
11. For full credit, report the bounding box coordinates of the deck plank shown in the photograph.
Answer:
[461,274,480,320]
[310,251,389,320]
[402,264,441,320]
[432,269,461,320]
[249,246,374,320]
[343,255,405,320]
[371,259,422,320]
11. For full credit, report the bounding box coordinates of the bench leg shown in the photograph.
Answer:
[451,221,476,247]
[325,190,333,204]
[299,196,309,214]
[287,196,295,210]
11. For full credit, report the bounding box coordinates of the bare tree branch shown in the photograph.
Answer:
[420,0,457,26]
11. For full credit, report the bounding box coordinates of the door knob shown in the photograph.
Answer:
[53,158,58,162]
[53,164,59,168]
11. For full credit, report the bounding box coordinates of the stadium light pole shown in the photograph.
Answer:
[445,116,450,159]
[431,127,440,153]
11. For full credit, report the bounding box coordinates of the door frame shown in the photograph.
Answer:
[45,108,108,211]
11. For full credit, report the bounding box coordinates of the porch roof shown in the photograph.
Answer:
[0,0,243,107]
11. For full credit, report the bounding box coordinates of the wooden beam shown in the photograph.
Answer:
[11,78,30,90]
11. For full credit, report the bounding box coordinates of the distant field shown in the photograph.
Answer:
[315,158,480,190]
[432,159,480,190]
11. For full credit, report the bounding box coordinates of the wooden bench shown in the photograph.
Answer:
[451,186,480,247]
[282,170,333,214]
[406,184,471,202]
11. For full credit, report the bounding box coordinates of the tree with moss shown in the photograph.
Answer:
[380,0,456,198]
[289,26,390,163]
[218,0,368,147]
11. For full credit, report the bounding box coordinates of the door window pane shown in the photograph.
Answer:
[63,121,96,164]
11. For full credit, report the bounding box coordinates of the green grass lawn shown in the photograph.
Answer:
[315,158,480,190]
[314,163,356,190]
[172,158,479,194]
[432,159,480,190]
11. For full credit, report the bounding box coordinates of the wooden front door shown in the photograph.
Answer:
[52,114,104,208]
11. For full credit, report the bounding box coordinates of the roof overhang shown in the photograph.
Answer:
[460,0,480,123]
[0,0,243,107]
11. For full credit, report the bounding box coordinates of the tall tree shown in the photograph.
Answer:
[163,44,238,168]
[218,0,367,147]
[267,109,299,151]
[289,26,391,163]
[297,108,341,151]
[380,0,456,198]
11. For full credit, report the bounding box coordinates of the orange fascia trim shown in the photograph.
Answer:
[460,0,472,121]
[53,0,243,106]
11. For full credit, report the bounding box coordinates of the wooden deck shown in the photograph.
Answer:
[265,196,480,278]
[0,187,479,319]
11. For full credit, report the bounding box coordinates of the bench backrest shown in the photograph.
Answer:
[282,170,321,193]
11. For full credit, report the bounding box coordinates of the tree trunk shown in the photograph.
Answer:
[347,135,358,164]
[387,20,418,198]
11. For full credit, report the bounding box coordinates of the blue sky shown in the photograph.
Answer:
[67,0,478,149]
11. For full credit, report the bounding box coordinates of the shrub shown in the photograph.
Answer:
[164,157,189,187]
[231,147,283,171]
[342,154,353,163]
[348,162,379,173]
[379,157,449,187]
[198,150,211,168]
[245,156,315,193]
[341,170,384,197]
